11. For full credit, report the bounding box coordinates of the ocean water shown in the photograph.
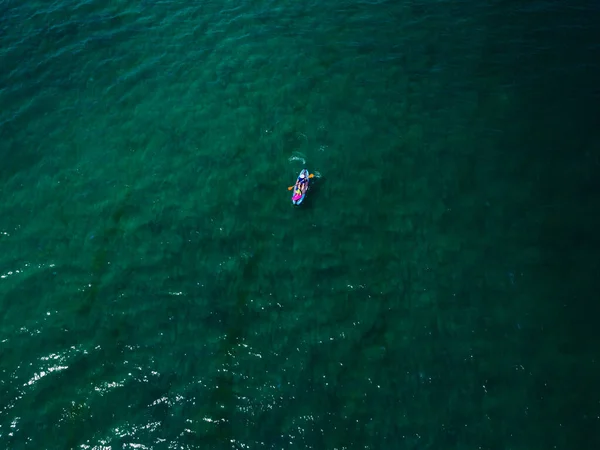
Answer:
[1,0,599,448]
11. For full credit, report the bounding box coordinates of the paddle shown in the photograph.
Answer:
[288,173,315,190]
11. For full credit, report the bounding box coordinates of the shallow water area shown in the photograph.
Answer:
[1,0,599,448]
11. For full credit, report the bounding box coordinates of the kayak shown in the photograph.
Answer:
[291,169,310,205]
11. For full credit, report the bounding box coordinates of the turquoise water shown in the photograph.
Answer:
[1,0,599,448]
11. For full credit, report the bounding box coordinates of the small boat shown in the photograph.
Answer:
[291,169,310,205]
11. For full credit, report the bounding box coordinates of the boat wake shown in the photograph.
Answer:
[288,153,306,165]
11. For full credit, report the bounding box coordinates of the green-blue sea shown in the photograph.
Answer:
[1,0,599,448]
